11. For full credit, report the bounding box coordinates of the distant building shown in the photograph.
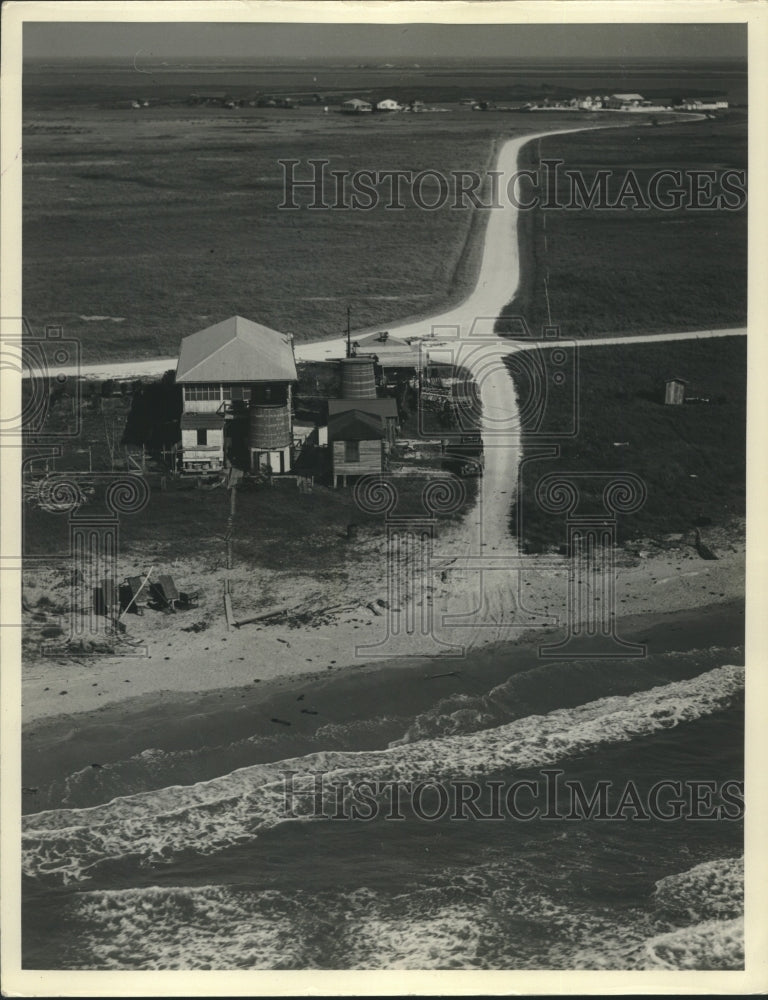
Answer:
[375,99,402,111]
[175,316,297,474]
[328,409,385,487]
[341,98,373,114]
[679,97,729,111]
[605,93,644,109]
[664,377,687,405]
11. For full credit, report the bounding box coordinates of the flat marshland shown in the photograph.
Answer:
[23,72,745,361]
[22,105,525,361]
[507,336,746,552]
[501,114,747,338]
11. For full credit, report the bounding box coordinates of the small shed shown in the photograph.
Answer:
[664,377,687,405]
[328,409,385,487]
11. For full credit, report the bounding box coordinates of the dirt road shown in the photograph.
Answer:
[41,128,746,564]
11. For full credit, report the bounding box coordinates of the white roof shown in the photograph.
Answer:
[176,315,297,384]
[612,93,644,101]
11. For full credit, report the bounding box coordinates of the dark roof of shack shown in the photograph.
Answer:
[328,410,385,441]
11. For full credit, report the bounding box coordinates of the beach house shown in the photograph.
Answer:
[175,315,297,474]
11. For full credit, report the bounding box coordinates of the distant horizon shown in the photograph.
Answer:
[22,22,747,62]
[23,53,748,64]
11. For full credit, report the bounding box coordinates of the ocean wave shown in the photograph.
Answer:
[22,664,744,883]
[45,853,744,970]
[390,647,743,746]
[40,716,408,813]
[642,917,744,970]
[653,856,743,923]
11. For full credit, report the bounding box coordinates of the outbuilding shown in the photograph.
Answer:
[664,377,688,405]
[328,409,385,487]
[375,99,402,111]
[327,397,399,445]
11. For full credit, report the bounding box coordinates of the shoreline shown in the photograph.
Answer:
[22,596,745,801]
[22,520,746,727]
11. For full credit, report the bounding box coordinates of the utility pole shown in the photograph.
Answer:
[225,482,237,574]
[346,305,352,359]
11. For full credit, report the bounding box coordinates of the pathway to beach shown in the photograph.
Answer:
[20,128,747,719]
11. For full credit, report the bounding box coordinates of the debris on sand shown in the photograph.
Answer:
[694,528,718,560]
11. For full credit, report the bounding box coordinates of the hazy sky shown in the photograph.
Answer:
[24,21,747,62]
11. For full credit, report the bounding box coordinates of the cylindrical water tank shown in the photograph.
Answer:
[340,357,377,399]
[249,403,291,450]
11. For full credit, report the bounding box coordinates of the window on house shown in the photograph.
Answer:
[344,440,360,463]
[196,428,208,446]
[184,384,221,401]
[222,385,252,402]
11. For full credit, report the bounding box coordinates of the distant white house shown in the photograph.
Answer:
[376,98,402,112]
[680,98,729,111]
[605,93,644,109]
[341,98,373,114]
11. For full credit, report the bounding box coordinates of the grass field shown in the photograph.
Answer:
[499,114,747,339]
[22,105,533,362]
[509,336,746,552]
[23,81,746,367]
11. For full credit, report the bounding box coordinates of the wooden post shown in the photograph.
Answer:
[226,484,236,571]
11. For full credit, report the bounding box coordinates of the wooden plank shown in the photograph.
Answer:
[224,592,236,631]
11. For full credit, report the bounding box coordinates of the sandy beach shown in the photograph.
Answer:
[22,515,744,727]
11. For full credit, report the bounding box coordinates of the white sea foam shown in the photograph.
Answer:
[642,917,744,970]
[22,664,744,882]
[55,853,744,971]
[65,886,308,970]
[653,856,743,922]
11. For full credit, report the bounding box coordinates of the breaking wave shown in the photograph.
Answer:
[390,646,742,746]
[40,855,743,970]
[22,664,744,883]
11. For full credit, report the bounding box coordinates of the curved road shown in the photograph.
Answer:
[41,128,746,555]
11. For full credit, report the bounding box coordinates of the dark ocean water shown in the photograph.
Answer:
[22,641,744,970]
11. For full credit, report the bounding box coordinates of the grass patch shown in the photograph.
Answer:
[499,114,747,338]
[510,336,746,552]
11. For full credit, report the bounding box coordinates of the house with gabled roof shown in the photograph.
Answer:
[175,315,297,473]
